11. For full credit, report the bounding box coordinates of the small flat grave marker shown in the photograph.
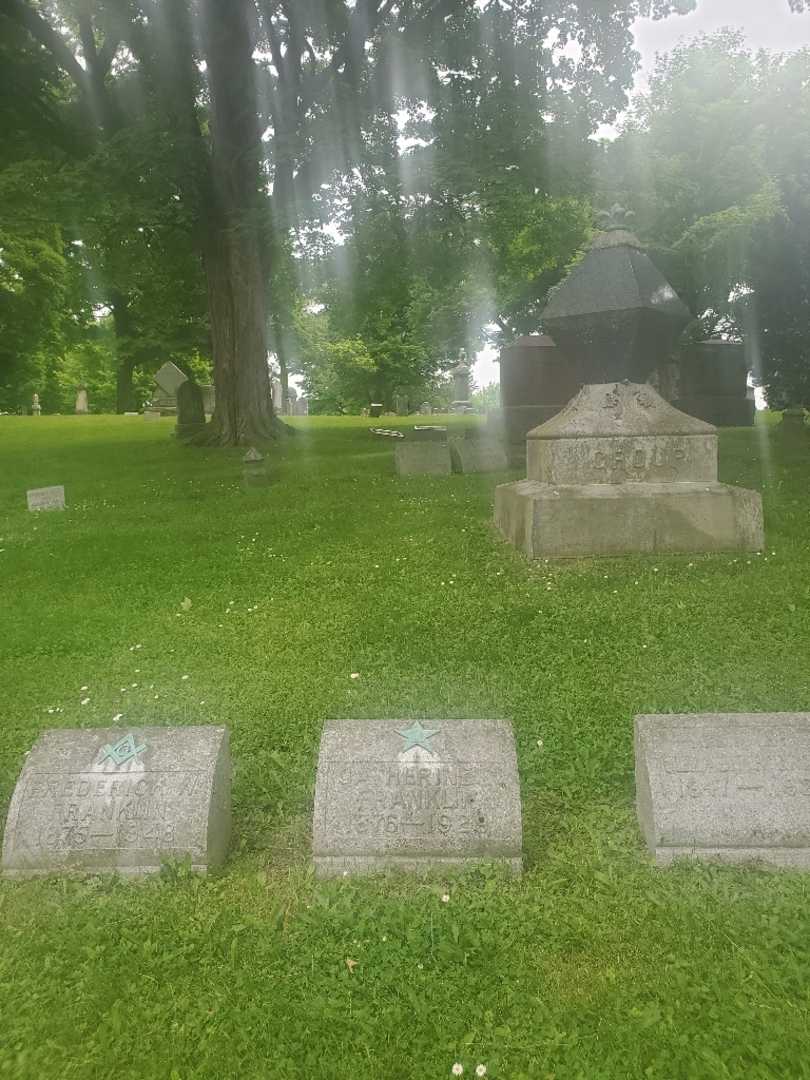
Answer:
[394,440,452,475]
[450,437,509,473]
[635,712,810,869]
[26,485,65,512]
[313,718,522,876]
[2,726,230,878]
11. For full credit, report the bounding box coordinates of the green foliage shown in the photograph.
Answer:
[1,413,809,1078]
[600,34,810,406]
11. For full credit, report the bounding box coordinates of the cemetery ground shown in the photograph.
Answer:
[1,413,809,1080]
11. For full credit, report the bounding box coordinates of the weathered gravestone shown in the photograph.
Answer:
[26,485,65,512]
[369,403,384,418]
[395,439,452,475]
[242,446,270,489]
[635,713,810,869]
[313,718,522,876]
[450,436,509,474]
[2,726,230,878]
[154,360,188,395]
[75,387,89,415]
[175,380,206,440]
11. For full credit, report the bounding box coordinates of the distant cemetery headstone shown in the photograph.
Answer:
[313,719,522,876]
[26,485,65,512]
[75,387,89,414]
[2,726,230,879]
[143,410,161,421]
[450,437,509,474]
[154,361,189,395]
[635,713,810,869]
[369,403,384,418]
[31,393,41,416]
[175,381,206,439]
[395,439,452,475]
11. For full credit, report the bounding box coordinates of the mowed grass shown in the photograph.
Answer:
[1,413,809,1080]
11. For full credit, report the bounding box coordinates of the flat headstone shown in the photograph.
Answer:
[635,713,810,869]
[143,410,161,421]
[26,485,65,512]
[154,361,189,395]
[2,726,230,879]
[450,437,509,473]
[394,440,452,475]
[313,719,522,877]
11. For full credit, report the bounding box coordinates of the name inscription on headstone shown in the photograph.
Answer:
[26,485,66,512]
[635,713,810,869]
[313,719,522,876]
[2,726,230,878]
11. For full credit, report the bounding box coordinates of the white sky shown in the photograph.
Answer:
[475,0,810,388]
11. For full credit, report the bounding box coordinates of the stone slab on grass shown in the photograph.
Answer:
[635,712,810,869]
[2,726,230,879]
[26,486,65,512]
[313,718,522,877]
[395,440,452,475]
[450,437,509,474]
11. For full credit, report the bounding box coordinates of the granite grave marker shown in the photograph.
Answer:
[312,718,522,876]
[2,725,230,878]
[26,485,65,512]
[635,712,810,869]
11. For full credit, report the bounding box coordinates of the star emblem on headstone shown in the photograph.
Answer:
[98,733,147,766]
[395,720,440,752]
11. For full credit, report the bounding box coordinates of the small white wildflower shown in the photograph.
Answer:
[653,567,659,573]
[417,963,424,970]
[131,683,138,688]
[112,713,123,722]
[476,1066,487,1077]
[441,893,450,903]
[181,674,190,680]
[537,738,544,749]
[381,935,387,942]
[135,668,140,673]
[80,685,89,692]
[135,644,142,649]
[350,673,360,680]
[80,697,90,706]
[47,708,54,714]
[452,1065,464,1076]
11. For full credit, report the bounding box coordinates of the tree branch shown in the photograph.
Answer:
[0,0,92,99]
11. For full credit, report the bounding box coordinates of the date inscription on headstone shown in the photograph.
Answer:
[313,719,522,876]
[2,726,230,878]
[635,713,810,869]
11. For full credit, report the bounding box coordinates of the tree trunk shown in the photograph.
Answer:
[198,0,278,444]
[111,292,136,413]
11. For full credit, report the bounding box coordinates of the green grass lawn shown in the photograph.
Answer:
[1,413,809,1080]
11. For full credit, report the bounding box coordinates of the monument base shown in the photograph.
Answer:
[494,382,764,558]
[495,479,763,558]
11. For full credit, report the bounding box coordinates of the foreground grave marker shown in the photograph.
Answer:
[2,726,230,878]
[26,485,65,512]
[635,712,810,869]
[313,718,522,876]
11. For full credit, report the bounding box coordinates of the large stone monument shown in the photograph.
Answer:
[2,726,230,878]
[494,335,579,461]
[658,339,754,428]
[494,213,764,557]
[152,361,188,416]
[635,713,810,869]
[449,350,473,414]
[312,719,522,876]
